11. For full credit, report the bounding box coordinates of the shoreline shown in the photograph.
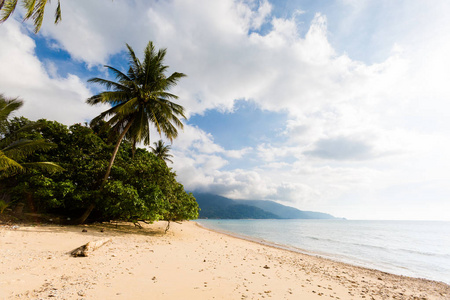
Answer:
[1,221,449,299]
[194,221,449,286]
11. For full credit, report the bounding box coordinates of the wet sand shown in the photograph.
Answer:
[0,221,448,299]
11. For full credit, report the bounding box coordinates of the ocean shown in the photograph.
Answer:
[196,219,450,284]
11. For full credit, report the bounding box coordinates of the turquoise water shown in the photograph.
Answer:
[196,219,450,284]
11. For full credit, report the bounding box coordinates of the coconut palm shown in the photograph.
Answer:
[87,41,186,186]
[0,0,61,33]
[0,94,63,177]
[151,140,173,164]
[79,41,186,223]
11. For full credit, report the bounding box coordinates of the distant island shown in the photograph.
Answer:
[193,193,338,219]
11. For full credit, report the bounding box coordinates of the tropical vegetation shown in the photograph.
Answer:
[0,117,198,225]
[151,140,174,164]
[0,41,199,227]
[87,41,185,187]
[0,94,63,177]
[77,41,187,223]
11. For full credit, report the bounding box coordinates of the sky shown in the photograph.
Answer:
[1,0,449,220]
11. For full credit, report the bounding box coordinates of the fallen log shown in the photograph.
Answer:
[70,238,112,257]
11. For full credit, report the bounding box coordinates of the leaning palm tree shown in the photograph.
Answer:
[151,140,173,164]
[79,41,186,223]
[0,0,61,33]
[0,94,63,177]
[88,41,186,186]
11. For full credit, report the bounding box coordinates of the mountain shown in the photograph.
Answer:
[234,199,336,219]
[193,193,337,219]
[194,193,279,219]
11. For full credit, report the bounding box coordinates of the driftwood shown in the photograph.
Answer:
[70,238,111,257]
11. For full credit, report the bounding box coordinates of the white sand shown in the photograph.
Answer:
[1,221,448,299]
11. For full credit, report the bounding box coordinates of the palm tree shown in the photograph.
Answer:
[151,140,173,164]
[80,41,186,223]
[0,93,21,134]
[0,94,63,177]
[0,0,61,34]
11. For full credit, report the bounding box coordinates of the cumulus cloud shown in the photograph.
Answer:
[36,1,382,116]
[0,20,107,124]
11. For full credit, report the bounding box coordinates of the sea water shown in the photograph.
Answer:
[196,219,450,284]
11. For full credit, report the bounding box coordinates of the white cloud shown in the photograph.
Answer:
[0,20,107,124]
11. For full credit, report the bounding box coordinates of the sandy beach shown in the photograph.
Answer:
[0,221,448,299]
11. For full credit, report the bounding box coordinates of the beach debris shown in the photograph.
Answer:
[82,229,87,232]
[263,265,270,269]
[70,238,112,257]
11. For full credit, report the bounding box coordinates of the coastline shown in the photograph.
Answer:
[1,221,448,299]
[195,220,450,285]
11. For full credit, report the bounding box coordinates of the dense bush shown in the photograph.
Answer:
[0,118,198,223]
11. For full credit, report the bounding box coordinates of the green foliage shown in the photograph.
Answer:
[87,41,186,147]
[0,118,199,222]
[0,0,61,34]
[0,94,23,132]
[84,41,187,221]
[0,95,63,177]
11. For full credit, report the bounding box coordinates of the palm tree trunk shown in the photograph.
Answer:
[74,120,134,224]
[100,120,134,187]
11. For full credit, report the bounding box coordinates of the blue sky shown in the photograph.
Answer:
[1,0,450,220]
[188,100,288,149]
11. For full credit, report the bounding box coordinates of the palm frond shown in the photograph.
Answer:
[106,65,132,82]
[21,161,64,173]
[89,104,124,126]
[151,91,178,101]
[1,0,61,33]
[127,109,149,145]
[0,94,23,122]
[87,90,130,106]
[23,0,36,20]
[0,150,23,173]
[29,0,49,34]
[126,43,142,80]
[87,77,129,92]
[54,0,61,24]
[2,138,55,160]
[110,97,138,118]
[165,72,187,88]
[0,0,18,23]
